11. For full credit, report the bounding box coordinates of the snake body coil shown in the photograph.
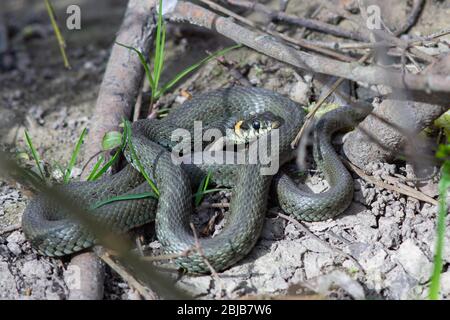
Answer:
[22,86,368,273]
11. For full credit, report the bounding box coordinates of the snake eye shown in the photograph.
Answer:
[252,120,260,130]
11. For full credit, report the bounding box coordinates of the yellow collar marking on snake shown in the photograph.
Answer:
[234,120,243,137]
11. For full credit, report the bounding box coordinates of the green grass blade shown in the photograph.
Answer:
[44,0,70,69]
[195,170,212,206]
[89,149,121,181]
[157,24,167,89]
[154,24,166,93]
[24,130,46,181]
[193,188,227,204]
[116,42,155,88]
[87,155,104,181]
[155,44,242,99]
[64,128,87,183]
[429,161,450,299]
[91,192,157,210]
[203,170,211,191]
[152,0,165,93]
[123,120,160,197]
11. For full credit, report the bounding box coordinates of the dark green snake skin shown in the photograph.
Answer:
[22,86,369,273]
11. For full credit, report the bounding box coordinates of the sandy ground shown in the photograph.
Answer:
[0,0,449,299]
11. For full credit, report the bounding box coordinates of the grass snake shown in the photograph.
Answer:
[22,86,369,273]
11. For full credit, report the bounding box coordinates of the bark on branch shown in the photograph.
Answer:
[85,0,158,161]
[167,1,450,96]
[68,0,158,300]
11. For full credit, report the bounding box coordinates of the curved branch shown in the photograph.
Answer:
[69,0,158,300]
[167,1,450,96]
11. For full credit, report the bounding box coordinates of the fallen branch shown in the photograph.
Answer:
[200,0,356,62]
[68,0,158,301]
[394,0,425,36]
[84,0,158,163]
[168,1,450,94]
[66,252,105,300]
[318,0,434,63]
[225,0,368,41]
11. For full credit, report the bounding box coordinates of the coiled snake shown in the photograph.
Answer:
[22,86,368,273]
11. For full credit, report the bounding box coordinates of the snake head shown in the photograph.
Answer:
[231,111,284,144]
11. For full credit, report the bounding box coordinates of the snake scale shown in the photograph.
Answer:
[22,86,369,273]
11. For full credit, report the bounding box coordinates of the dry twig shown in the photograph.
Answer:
[225,0,367,41]
[394,0,425,36]
[143,248,194,262]
[95,247,158,300]
[200,0,356,62]
[69,0,159,301]
[291,52,372,148]
[168,2,450,94]
[85,0,158,164]
[343,159,438,206]
[317,0,434,63]
[0,224,21,236]
[189,223,222,284]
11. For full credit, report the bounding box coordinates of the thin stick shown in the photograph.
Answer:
[314,28,450,50]
[343,159,439,206]
[142,248,193,262]
[393,167,438,183]
[70,0,159,301]
[291,52,371,148]
[291,77,344,149]
[133,87,144,122]
[189,222,224,292]
[394,0,425,36]
[225,0,367,41]
[135,236,144,256]
[279,0,290,13]
[413,28,450,44]
[0,224,20,236]
[80,150,103,177]
[168,2,450,94]
[318,0,435,64]
[199,0,355,62]
[198,202,230,209]
[96,247,158,300]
